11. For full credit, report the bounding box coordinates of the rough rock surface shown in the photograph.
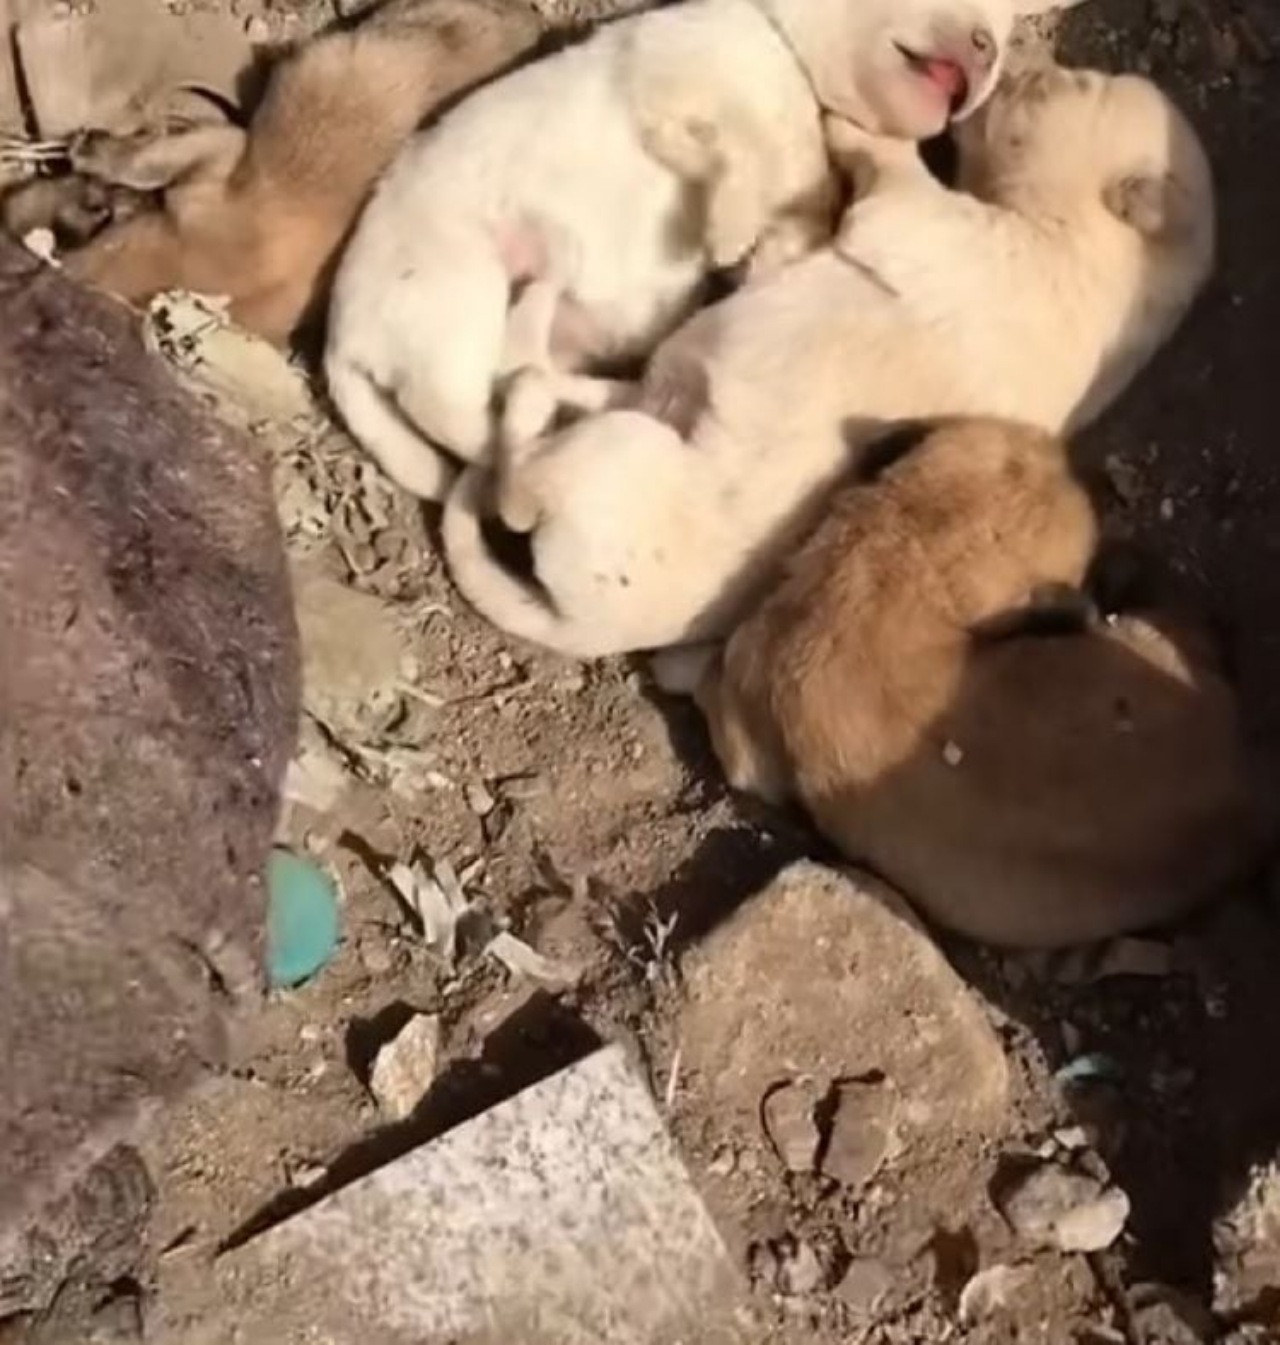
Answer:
[0,237,298,1313]
[677,862,1010,1244]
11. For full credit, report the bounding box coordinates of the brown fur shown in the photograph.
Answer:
[53,0,544,347]
[692,418,1265,947]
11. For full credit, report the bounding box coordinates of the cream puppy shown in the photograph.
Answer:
[669,419,1264,949]
[326,0,1065,500]
[441,63,1215,657]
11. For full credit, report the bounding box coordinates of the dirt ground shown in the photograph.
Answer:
[10,0,1280,1341]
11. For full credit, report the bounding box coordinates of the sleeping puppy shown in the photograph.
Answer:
[441,62,1215,657]
[660,419,1265,950]
[326,0,1071,500]
[42,0,545,348]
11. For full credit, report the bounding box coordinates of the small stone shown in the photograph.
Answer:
[1093,938,1173,980]
[761,1081,821,1173]
[369,1013,442,1121]
[1213,1160,1280,1315]
[821,1078,893,1189]
[464,781,496,816]
[996,1161,1129,1252]
[289,1162,328,1189]
[707,1146,738,1178]
[1053,1125,1094,1152]
[1128,1283,1213,1344]
[836,1257,894,1318]
[776,1237,826,1296]
[942,740,964,766]
[1103,454,1145,505]
[958,1263,1034,1325]
[358,934,395,977]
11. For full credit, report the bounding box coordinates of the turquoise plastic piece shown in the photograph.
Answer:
[265,847,340,988]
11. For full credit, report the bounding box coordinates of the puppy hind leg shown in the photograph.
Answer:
[60,210,186,304]
[325,355,460,500]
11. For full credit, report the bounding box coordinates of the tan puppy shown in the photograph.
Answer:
[46,0,544,347]
[442,63,1214,658]
[668,419,1264,949]
[327,0,1074,500]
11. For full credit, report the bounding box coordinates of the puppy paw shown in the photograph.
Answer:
[705,170,767,269]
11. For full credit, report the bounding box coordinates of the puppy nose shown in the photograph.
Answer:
[971,26,996,62]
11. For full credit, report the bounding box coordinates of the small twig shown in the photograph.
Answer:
[663,1047,683,1112]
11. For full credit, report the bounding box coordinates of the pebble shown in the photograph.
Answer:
[358,934,395,977]
[759,1237,828,1297]
[958,1263,1034,1325]
[1093,938,1174,980]
[996,1161,1130,1253]
[369,1013,442,1121]
[836,1257,894,1318]
[761,1080,821,1173]
[820,1078,892,1189]
[464,780,497,816]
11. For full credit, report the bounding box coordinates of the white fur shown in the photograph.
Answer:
[326,0,1069,499]
[442,63,1215,658]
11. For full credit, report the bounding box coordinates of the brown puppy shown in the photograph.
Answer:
[52,0,544,347]
[673,418,1264,948]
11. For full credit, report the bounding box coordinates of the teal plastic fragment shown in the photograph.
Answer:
[265,847,340,988]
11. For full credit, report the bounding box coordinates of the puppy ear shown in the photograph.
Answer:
[1103,171,1192,242]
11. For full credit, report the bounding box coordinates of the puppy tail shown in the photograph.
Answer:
[325,354,457,502]
[443,465,604,659]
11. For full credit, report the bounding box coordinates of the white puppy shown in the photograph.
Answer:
[326,0,1067,500]
[442,63,1215,658]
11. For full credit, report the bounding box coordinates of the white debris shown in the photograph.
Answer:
[485,931,581,987]
[386,857,474,964]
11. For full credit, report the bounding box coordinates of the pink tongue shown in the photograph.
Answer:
[924,58,965,100]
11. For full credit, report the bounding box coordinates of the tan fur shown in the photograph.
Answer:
[442,62,1214,657]
[51,0,543,347]
[688,419,1264,948]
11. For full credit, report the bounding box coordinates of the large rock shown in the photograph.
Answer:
[677,863,1010,1244]
[0,237,298,1311]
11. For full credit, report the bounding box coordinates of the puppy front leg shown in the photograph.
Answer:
[547,372,639,415]
[61,210,184,304]
[495,367,558,532]
[501,278,561,374]
[636,108,770,269]
[704,137,770,270]
[824,115,931,199]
